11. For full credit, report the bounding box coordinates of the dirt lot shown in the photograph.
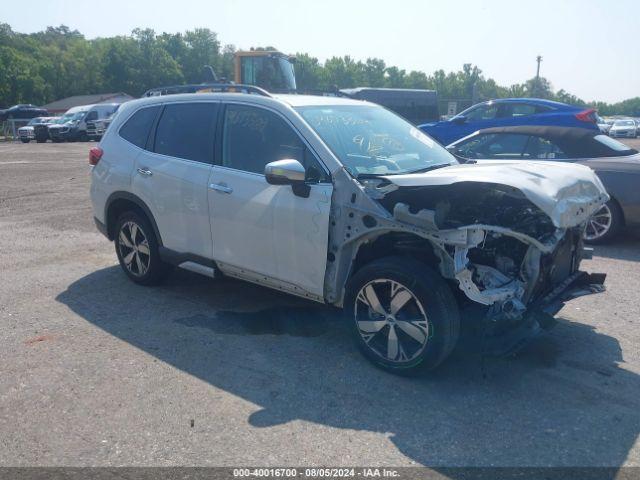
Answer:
[1,141,639,470]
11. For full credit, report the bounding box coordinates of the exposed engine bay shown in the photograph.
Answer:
[323,161,609,341]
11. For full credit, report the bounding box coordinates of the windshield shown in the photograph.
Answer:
[59,111,86,123]
[297,105,456,177]
[240,55,296,93]
[614,120,635,126]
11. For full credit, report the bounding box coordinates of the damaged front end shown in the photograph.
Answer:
[325,161,608,355]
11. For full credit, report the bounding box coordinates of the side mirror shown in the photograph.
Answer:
[451,115,467,125]
[265,159,310,198]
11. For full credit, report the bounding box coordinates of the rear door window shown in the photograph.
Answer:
[485,133,530,158]
[465,104,499,121]
[525,136,568,159]
[153,103,218,163]
[504,103,537,117]
[119,106,161,149]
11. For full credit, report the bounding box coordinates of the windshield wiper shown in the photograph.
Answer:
[402,163,453,175]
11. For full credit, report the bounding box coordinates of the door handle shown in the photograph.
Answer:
[137,167,153,176]
[209,183,233,194]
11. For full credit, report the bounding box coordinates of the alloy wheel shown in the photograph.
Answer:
[354,279,430,363]
[584,204,612,241]
[118,221,151,277]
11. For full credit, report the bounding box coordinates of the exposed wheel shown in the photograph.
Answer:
[20,139,29,143]
[344,256,460,375]
[114,211,170,285]
[584,200,623,244]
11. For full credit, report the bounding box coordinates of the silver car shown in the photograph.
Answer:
[609,119,637,138]
[90,92,608,374]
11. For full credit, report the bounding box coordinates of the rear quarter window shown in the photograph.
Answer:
[118,106,161,149]
[593,135,638,155]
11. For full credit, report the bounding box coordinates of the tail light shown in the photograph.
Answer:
[89,147,103,166]
[575,108,597,123]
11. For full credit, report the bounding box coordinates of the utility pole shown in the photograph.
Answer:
[535,55,542,97]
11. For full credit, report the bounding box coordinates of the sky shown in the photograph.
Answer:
[4,0,639,103]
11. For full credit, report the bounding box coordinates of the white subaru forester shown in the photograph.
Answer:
[90,91,608,374]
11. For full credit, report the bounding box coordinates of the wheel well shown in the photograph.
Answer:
[608,196,625,226]
[105,196,161,244]
[349,232,441,279]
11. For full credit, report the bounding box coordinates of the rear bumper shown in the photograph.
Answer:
[483,271,606,356]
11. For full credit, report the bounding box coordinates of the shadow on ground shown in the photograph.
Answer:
[591,229,640,262]
[57,266,640,471]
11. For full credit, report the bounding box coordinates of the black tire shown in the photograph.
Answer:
[36,139,46,143]
[20,139,29,143]
[344,256,460,375]
[114,211,171,286]
[584,200,623,245]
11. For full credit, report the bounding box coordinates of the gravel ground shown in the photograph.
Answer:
[0,141,639,470]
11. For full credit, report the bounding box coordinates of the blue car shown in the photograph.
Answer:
[419,98,600,146]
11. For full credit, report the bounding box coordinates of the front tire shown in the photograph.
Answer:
[344,256,460,375]
[584,200,623,244]
[114,211,171,285]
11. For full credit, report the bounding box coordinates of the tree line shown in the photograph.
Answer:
[1,23,638,116]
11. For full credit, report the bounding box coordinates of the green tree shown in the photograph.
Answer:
[0,22,637,116]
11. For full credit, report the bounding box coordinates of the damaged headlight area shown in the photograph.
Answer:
[332,176,607,354]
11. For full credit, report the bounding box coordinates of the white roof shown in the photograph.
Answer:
[125,92,370,110]
[274,94,368,107]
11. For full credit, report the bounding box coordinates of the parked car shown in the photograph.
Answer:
[0,104,48,122]
[90,93,608,374]
[597,115,612,135]
[447,126,640,243]
[87,107,119,141]
[609,119,638,139]
[32,116,62,143]
[418,98,600,145]
[17,117,58,143]
[48,103,120,142]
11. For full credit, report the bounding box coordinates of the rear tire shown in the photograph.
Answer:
[344,256,460,375]
[584,200,623,245]
[114,211,171,285]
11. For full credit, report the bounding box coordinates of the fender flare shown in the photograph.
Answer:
[104,191,163,245]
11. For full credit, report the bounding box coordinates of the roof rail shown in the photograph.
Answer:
[143,83,273,98]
